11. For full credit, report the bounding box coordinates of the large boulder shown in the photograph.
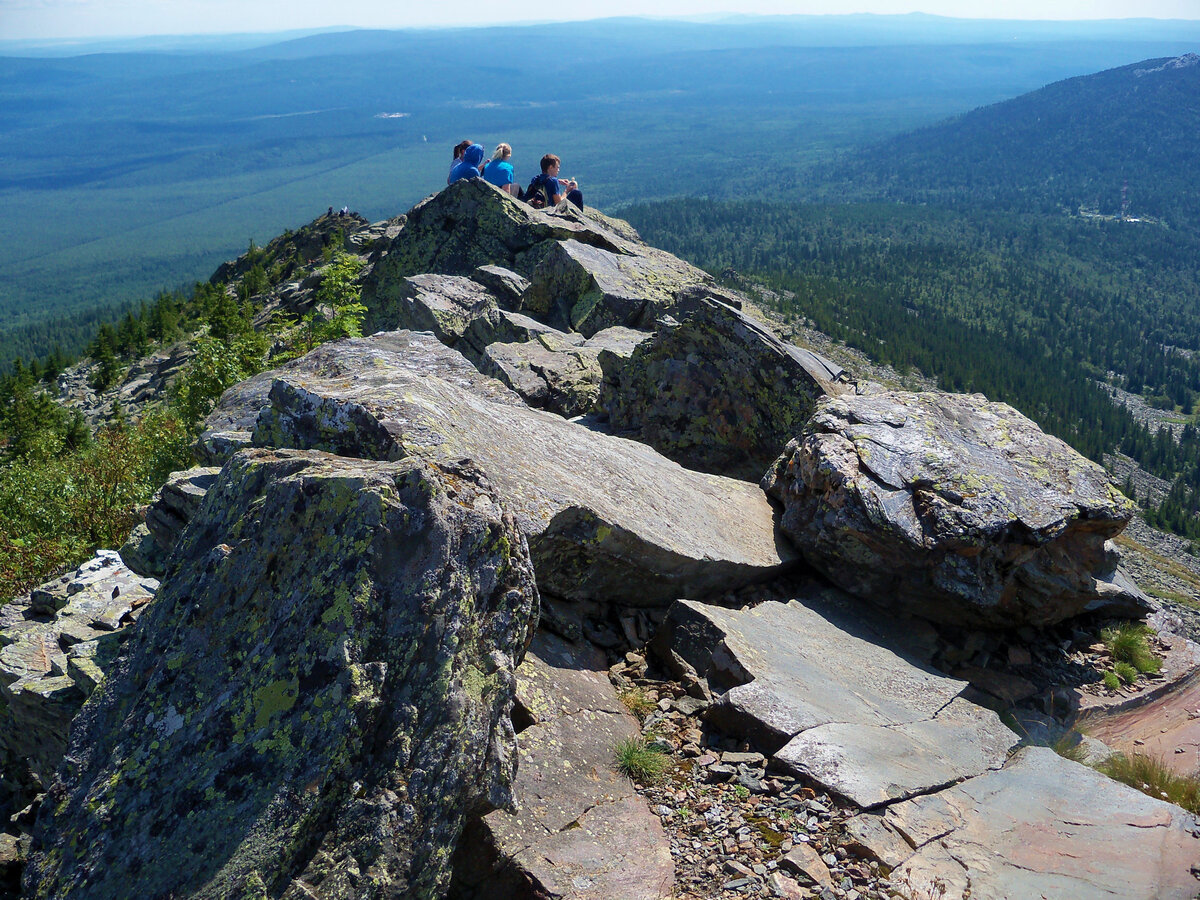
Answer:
[26,449,539,900]
[599,292,850,481]
[195,329,522,465]
[655,594,1017,808]
[451,630,673,899]
[883,747,1200,900]
[763,391,1149,627]
[247,333,795,606]
[363,180,627,298]
[120,466,221,577]
[482,325,649,418]
[520,239,712,336]
[0,551,156,803]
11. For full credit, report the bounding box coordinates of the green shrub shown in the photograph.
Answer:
[1102,670,1121,691]
[1097,752,1200,814]
[1114,661,1140,685]
[1102,622,1162,675]
[614,737,669,783]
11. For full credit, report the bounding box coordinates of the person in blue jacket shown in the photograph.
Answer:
[448,143,486,184]
[483,143,520,196]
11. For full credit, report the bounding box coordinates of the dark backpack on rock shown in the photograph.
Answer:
[525,174,552,209]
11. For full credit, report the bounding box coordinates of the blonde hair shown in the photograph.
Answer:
[492,143,512,161]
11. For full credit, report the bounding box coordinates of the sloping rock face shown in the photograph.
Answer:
[195,329,522,465]
[656,595,1017,808]
[452,630,673,900]
[247,331,794,606]
[884,747,1200,900]
[600,292,850,481]
[120,466,220,577]
[26,449,538,900]
[764,390,1147,627]
[0,552,155,810]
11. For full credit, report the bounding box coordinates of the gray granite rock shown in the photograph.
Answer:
[764,390,1150,627]
[470,264,530,310]
[600,291,850,481]
[657,596,1017,806]
[26,449,539,900]
[121,466,221,576]
[884,747,1200,900]
[249,332,794,606]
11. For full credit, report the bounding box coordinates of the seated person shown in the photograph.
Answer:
[483,143,520,196]
[448,143,486,184]
[526,154,583,211]
[447,140,472,185]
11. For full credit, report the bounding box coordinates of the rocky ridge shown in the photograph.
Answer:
[3,180,1199,900]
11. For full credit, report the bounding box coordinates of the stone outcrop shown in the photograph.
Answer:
[0,552,156,805]
[655,594,1017,808]
[764,390,1149,627]
[120,466,220,577]
[26,449,538,900]
[600,291,850,481]
[482,325,648,418]
[247,331,794,606]
[883,747,1200,900]
[452,630,673,899]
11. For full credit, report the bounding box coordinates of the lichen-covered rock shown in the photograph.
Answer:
[362,274,522,360]
[196,330,522,465]
[249,333,793,606]
[600,292,850,481]
[121,466,221,577]
[520,239,712,336]
[25,449,539,900]
[364,179,627,299]
[482,325,649,417]
[764,391,1149,627]
[0,552,155,804]
[470,265,530,311]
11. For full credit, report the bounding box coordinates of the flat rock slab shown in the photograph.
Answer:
[659,597,1016,807]
[600,292,849,481]
[884,747,1200,900]
[250,332,793,606]
[453,631,673,900]
[196,329,522,465]
[483,325,648,418]
[0,551,156,790]
[764,390,1148,627]
[521,238,711,337]
[27,449,539,900]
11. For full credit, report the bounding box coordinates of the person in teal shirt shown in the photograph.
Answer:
[483,143,519,196]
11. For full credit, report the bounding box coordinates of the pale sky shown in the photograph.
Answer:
[2,0,1199,41]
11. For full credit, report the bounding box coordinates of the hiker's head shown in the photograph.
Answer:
[453,140,472,160]
[462,143,485,167]
[493,143,512,161]
[541,154,560,174]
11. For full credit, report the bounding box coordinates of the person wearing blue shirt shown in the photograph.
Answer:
[526,154,583,211]
[483,143,519,196]
[448,143,486,184]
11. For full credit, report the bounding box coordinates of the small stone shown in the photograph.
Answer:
[767,871,808,900]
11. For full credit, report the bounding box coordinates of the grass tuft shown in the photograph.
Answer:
[1051,731,1090,763]
[1102,670,1121,691]
[1096,752,1200,814]
[1114,661,1140,685]
[619,687,657,723]
[1102,622,1162,676]
[614,736,670,783]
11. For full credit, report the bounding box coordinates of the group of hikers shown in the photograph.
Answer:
[447,140,584,212]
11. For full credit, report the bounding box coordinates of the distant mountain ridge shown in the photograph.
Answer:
[825,52,1200,230]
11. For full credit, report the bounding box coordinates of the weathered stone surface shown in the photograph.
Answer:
[884,747,1200,900]
[764,390,1149,627]
[363,274,522,360]
[0,552,155,796]
[780,842,835,889]
[250,332,794,606]
[26,449,538,900]
[121,465,222,576]
[600,291,850,481]
[470,264,529,310]
[452,631,672,900]
[657,596,1017,806]
[196,329,522,465]
[521,238,711,337]
[842,812,916,870]
[364,179,627,298]
[483,325,649,417]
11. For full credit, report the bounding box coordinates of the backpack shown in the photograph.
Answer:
[525,174,552,209]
